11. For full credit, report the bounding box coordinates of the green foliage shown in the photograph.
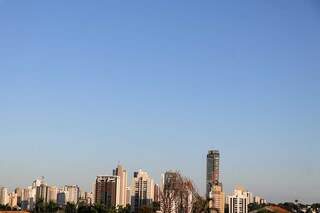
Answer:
[117,204,131,213]
[65,202,77,213]
[47,201,59,212]
[0,203,12,210]
[152,201,160,212]
[191,196,210,213]
[248,203,267,212]
[136,205,153,213]
[34,199,46,213]
[257,209,272,213]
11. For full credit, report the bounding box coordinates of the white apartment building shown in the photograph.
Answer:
[228,187,249,213]
[131,169,154,211]
[0,187,9,205]
[64,185,79,204]
[113,165,128,206]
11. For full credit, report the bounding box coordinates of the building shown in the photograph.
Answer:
[113,164,128,206]
[154,184,160,203]
[253,196,266,205]
[36,184,48,202]
[95,175,120,208]
[207,150,220,196]
[91,182,96,204]
[228,187,249,213]
[244,192,253,204]
[85,192,94,205]
[36,184,57,204]
[29,177,47,209]
[207,150,225,213]
[131,170,154,212]
[64,185,79,204]
[19,186,34,210]
[47,186,58,203]
[126,186,131,205]
[0,187,9,205]
[209,184,225,213]
[57,191,68,207]
[8,193,18,208]
[14,188,23,206]
[19,187,32,210]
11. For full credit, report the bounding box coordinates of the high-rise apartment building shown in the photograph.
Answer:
[57,191,68,207]
[95,175,120,208]
[15,188,23,205]
[91,182,96,204]
[0,187,9,205]
[228,187,249,213]
[64,185,79,204]
[209,184,225,213]
[47,186,58,203]
[8,193,18,208]
[207,150,220,196]
[153,184,160,203]
[126,186,131,205]
[36,184,48,202]
[131,170,154,212]
[244,191,253,204]
[113,164,128,206]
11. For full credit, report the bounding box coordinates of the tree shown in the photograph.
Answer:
[160,171,203,213]
[47,201,59,212]
[65,202,77,213]
[191,195,210,213]
[136,205,154,213]
[117,204,131,213]
[34,199,45,213]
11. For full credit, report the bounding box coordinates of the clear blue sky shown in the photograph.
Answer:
[0,0,319,203]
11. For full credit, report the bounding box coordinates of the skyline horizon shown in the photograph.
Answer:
[0,150,314,204]
[0,0,319,205]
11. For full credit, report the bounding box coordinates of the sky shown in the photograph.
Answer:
[0,0,319,204]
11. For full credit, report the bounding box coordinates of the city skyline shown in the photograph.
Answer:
[0,156,270,213]
[1,0,319,205]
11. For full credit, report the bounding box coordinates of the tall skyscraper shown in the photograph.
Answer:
[95,175,120,208]
[113,164,128,206]
[131,169,154,212]
[206,150,220,196]
[228,187,249,213]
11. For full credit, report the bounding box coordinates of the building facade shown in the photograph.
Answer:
[113,165,128,207]
[209,184,225,213]
[0,187,9,205]
[207,150,220,196]
[228,187,249,213]
[64,185,79,204]
[131,170,154,212]
[95,175,120,208]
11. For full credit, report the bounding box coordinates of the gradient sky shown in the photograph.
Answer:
[0,0,319,203]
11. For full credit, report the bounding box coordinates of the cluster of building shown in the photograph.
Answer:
[94,165,158,212]
[206,150,267,213]
[0,177,92,210]
[0,150,267,213]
